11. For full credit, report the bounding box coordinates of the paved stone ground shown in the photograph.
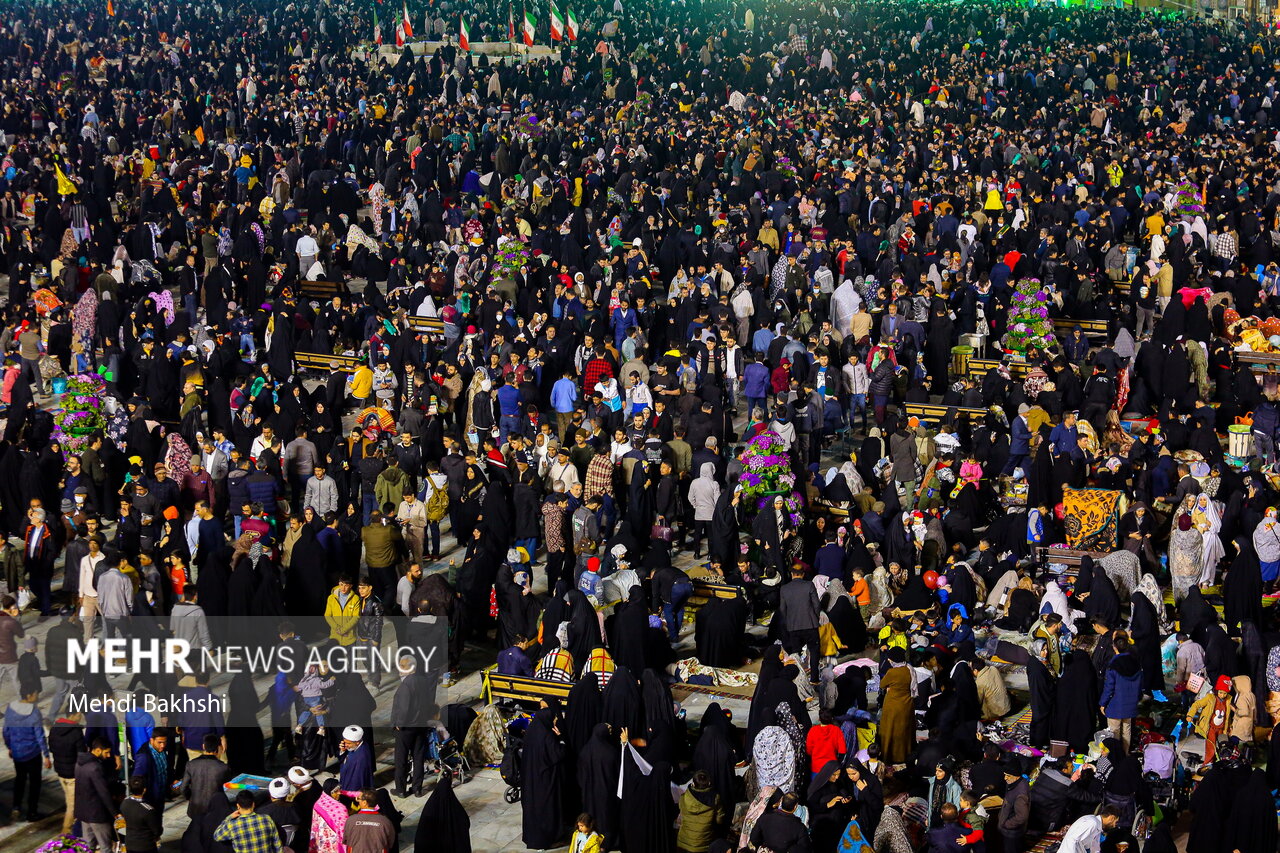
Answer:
[0,515,772,852]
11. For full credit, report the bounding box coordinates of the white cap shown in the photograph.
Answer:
[287,766,312,785]
[343,725,365,742]
[268,778,291,799]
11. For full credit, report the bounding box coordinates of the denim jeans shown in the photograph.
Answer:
[746,396,767,419]
[362,490,378,525]
[498,414,522,446]
[662,580,694,642]
[426,520,441,556]
[297,695,326,729]
[849,393,867,428]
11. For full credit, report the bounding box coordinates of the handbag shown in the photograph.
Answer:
[1186,673,1206,694]
[650,517,674,543]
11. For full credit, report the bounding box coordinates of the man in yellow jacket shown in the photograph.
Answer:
[324,576,363,646]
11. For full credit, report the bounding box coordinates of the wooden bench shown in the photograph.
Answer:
[297,280,347,300]
[969,358,1031,380]
[904,403,987,423]
[295,351,362,374]
[482,670,574,706]
[1236,351,1280,371]
[406,315,447,339]
[686,579,743,611]
[1053,318,1108,339]
[1034,546,1108,567]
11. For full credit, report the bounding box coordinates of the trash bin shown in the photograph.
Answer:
[951,345,974,378]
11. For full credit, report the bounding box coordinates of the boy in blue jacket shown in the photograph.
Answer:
[1099,635,1143,752]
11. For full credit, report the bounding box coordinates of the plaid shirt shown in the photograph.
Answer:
[582,357,614,394]
[1213,231,1237,259]
[214,812,283,853]
[584,454,615,498]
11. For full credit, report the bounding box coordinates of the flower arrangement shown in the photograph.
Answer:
[775,155,797,180]
[738,431,803,525]
[1003,278,1055,354]
[1173,180,1204,217]
[516,113,546,141]
[36,836,94,853]
[491,236,530,279]
[53,373,107,453]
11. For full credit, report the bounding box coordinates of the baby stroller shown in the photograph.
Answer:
[1141,740,1181,812]
[426,722,470,786]
[499,716,529,803]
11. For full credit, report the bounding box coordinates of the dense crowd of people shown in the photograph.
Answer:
[1,0,1280,851]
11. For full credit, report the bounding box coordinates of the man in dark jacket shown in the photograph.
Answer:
[121,776,163,853]
[999,758,1031,853]
[74,738,119,851]
[181,733,231,820]
[391,657,435,797]
[0,595,24,697]
[50,710,85,836]
[778,567,821,682]
[749,792,812,853]
[245,459,283,517]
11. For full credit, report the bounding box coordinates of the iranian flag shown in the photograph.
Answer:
[459,17,470,51]
[401,2,413,38]
[395,21,405,46]
[508,8,515,42]
[566,7,578,40]
[549,2,563,41]
[372,7,382,45]
[521,9,535,46]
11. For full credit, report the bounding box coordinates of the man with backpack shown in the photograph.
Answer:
[419,462,449,562]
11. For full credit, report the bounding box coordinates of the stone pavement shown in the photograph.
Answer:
[0,507,774,852]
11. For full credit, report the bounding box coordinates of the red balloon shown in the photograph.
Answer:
[923,570,939,590]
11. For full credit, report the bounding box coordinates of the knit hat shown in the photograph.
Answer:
[342,725,364,742]
[1215,675,1233,693]
[587,557,601,573]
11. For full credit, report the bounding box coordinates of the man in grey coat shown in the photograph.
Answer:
[170,586,211,652]
[777,567,821,683]
[889,420,918,511]
[95,557,133,640]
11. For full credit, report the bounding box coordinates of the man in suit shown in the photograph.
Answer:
[1004,404,1032,475]
[880,301,904,345]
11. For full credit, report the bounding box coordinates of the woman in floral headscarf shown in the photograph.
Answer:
[164,433,193,481]
[72,288,98,350]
